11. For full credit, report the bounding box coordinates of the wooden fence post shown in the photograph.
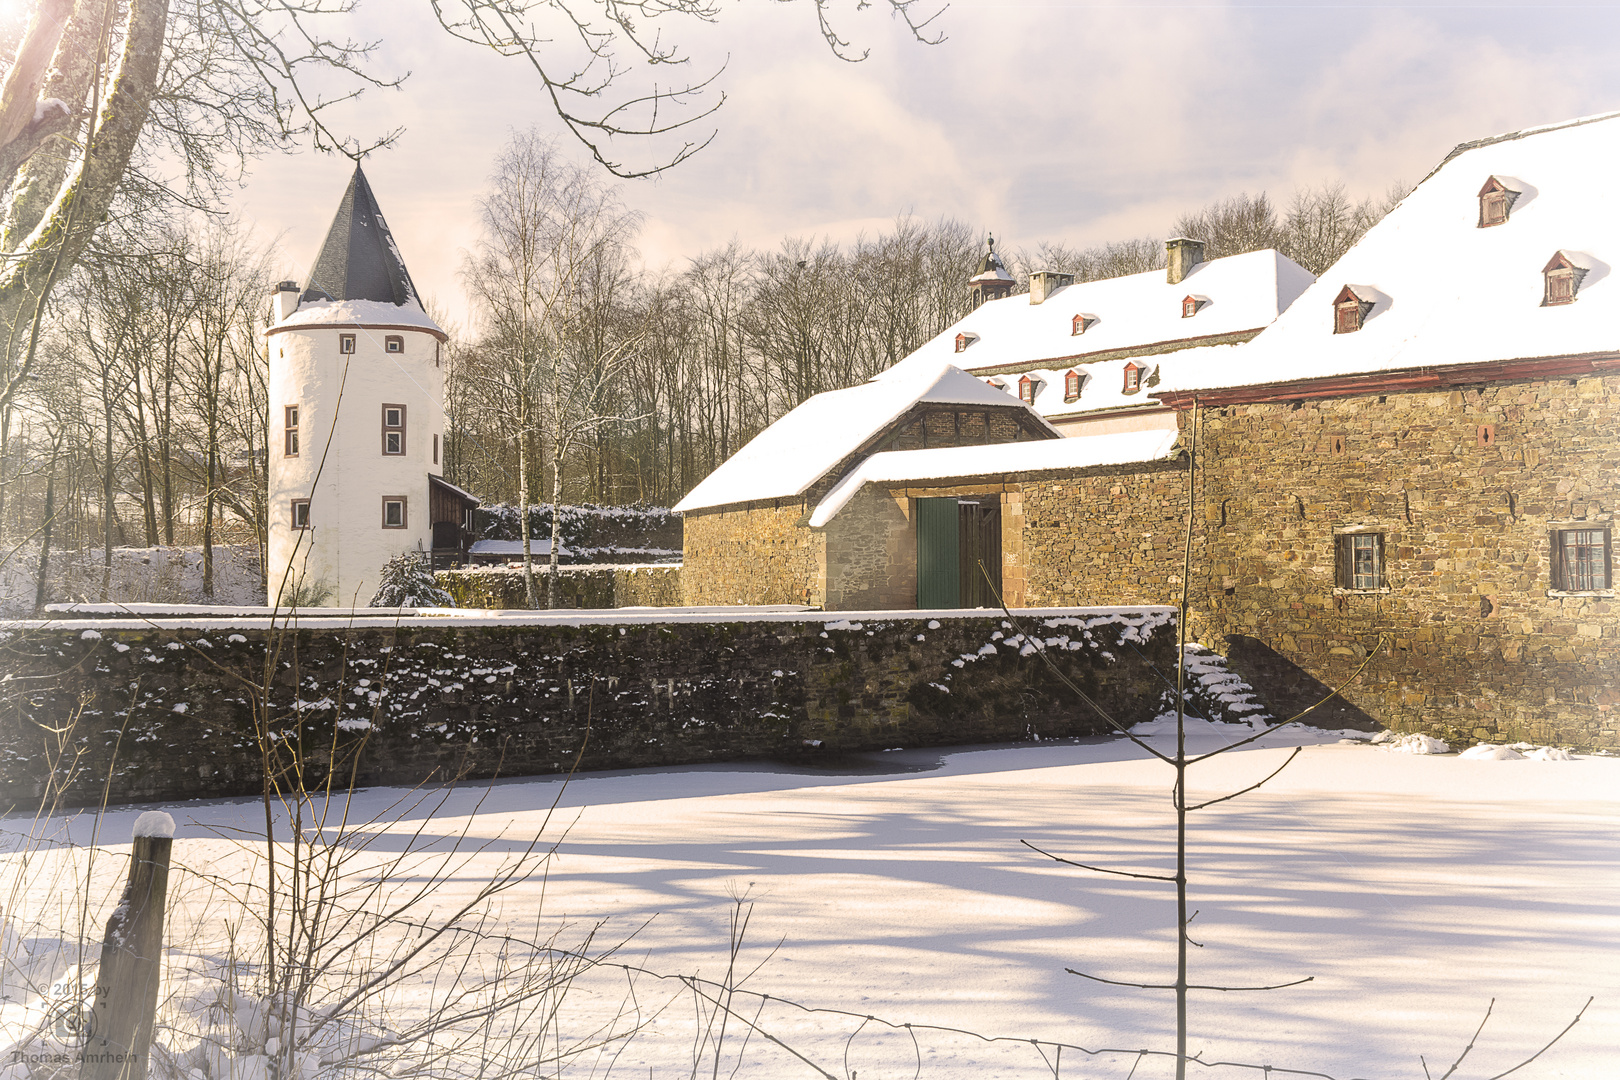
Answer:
[82,811,174,1080]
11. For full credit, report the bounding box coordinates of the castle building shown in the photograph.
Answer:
[265,165,477,606]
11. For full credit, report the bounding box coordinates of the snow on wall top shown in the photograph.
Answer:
[880,248,1314,387]
[672,365,1054,514]
[273,298,445,337]
[809,429,1179,526]
[1166,111,1620,394]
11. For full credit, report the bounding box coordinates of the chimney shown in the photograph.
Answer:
[1029,269,1074,306]
[271,280,301,323]
[1165,237,1205,285]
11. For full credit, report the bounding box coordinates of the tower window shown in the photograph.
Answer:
[291,499,311,529]
[1336,532,1385,591]
[385,335,404,354]
[382,497,408,529]
[1064,369,1081,402]
[433,433,440,465]
[284,405,299,456]
[382,404,406,455]
[1551,528,1611,591]
[339,333,356,354]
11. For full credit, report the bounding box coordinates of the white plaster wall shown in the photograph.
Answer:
[268,321,446,605]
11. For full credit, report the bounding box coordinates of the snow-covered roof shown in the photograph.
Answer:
[882,248,1313,385]
[1167,110,1620,395]
[809,429,1179,526]
[430,473,480,506]
[272,298,445,338]
[672,366,1055,514]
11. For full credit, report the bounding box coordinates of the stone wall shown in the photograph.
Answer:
[682,500,824,606]
[2,608,1177,807]
[437,565,682,609]
[1194,376,1619,749]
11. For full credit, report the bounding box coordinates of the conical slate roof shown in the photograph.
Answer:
[301,165,421,307]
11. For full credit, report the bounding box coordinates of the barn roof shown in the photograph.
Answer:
[881,247,1313,392]
[1164,110,1620,396]
[672,365,1054,514]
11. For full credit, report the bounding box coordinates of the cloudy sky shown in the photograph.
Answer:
[232,0,1620,330]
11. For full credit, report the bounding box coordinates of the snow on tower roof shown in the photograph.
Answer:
[1163,110,1620,397]
[881,248,1313,387]
[672,365,1054,514]
[301,165,427,310]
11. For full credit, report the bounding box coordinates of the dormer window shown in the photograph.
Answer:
[1064,369,1081,402]
[954,332,977,353]
[1478,176,1522,228]
[1543,251,1589,306]
[1018,374,1040,405]
[1071,313,1095,335]
[1333,285,1376,333]
[1122,361,1144,393]
[1181,295,1207,318]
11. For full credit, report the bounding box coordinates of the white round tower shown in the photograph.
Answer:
[265,166,476,607]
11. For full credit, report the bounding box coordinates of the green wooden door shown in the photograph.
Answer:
[916,497,960,608]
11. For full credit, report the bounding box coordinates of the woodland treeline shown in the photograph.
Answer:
[0,137,1402,594]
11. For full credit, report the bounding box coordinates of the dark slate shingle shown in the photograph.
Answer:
[301,165,421,307]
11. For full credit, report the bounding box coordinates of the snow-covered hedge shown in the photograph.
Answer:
[474,503,680,563]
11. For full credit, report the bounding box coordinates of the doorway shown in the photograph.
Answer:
[916,497,1002,608]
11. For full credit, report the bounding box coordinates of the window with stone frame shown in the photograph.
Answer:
[284,404,299,456]
[291,499,311,529]
[1550,527,1611,591]
[382,497,408,529]
[382,404,406,455]
[1335,532,1385,591]
[385,334,404,354]
[339,333,356,354]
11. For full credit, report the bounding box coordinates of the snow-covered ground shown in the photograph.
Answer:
[3,721,1614,1078]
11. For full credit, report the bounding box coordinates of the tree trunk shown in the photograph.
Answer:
[32,434,58,615]
[519,408,538,608]
[548,455,563,609]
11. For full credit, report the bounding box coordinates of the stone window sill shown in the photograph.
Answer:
[1332,587,1390,596]
[1546,589,1615,599]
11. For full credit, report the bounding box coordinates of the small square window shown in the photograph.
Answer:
[385,335,404,354]
[1551,528,1611,591]
[1335,533,1384,591]
[1545,268,1575,305]
[382,404,406,455]
[284,404,299,457]
[339,333,356,354]
[291,499,311,529]
[382,497,407,529]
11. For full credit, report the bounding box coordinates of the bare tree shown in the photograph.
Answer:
[463,130,645,607]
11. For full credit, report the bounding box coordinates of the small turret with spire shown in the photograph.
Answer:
[969,234,1015,308]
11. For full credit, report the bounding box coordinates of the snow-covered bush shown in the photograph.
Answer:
[368,554,455,608]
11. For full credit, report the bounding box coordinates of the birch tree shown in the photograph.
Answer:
[463,131,644,607]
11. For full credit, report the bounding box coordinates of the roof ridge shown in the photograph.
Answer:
[1423,109,1620,184]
